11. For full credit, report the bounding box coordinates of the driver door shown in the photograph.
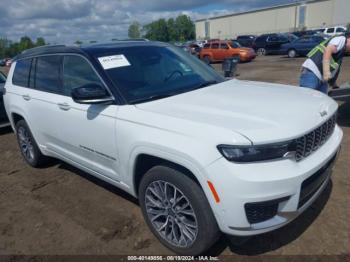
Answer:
[53,55,120,181]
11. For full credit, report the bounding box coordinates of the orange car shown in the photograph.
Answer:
[199,40,256,64]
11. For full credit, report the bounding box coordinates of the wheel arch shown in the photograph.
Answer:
[131,152,205,199]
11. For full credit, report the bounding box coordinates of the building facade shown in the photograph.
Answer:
[195,0,350,39]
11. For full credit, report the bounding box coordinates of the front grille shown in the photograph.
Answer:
[295,113,337,161]
[298,153,336,208]
[245,197,289,224]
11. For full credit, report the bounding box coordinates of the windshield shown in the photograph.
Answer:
[230,41,242,48]
[98,45,224,104]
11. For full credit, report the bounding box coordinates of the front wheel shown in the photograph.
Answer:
[288,49,297,58]
[139,165,221,255]
[257,48,266,56]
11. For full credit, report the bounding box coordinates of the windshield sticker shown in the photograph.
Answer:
[98,54,131,70]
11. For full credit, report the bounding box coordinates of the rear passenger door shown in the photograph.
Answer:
[54,55,120,181]
[218,42,230,60]
[211,43,220,60]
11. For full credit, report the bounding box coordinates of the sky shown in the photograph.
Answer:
[0,0,300,44]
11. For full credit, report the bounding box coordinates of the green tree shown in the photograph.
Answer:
[167,18,178,42]
[35,37,46,47]
[143,19,169,41]
[175,15,195,41]
[18,36,35,52]
[142,15,195,42]
[128,21,141,39]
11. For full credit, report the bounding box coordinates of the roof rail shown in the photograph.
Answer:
[21,44,66,54]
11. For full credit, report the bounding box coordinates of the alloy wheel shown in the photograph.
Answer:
[145,180,198,248]
[257,48,266,56]
[17,126,35,162]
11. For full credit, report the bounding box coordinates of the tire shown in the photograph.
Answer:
[257,48,266,56]
[139,165,221,255]
[203,55,211,64]
[288,49,297,58]
[15,120,49,167]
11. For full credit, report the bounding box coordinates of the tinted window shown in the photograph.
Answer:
[0,72,6,83]
[326,28,335,33]
[299,37,312,43]
[203,43,210,49]
[220,43,229,49]
[35,56,62,94]
[63,55,102,96]
[13,59,32,87]
[268,36,278,42]
[230,41,241,48]
[255,36,267,43]
[211,43,219,49]
[336,27,345,33]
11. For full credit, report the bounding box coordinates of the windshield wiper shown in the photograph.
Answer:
[129,80,219,104]
[129,93,177,104]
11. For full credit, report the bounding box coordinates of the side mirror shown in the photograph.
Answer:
[72,84,114,104]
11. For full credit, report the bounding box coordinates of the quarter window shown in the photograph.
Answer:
[35,55,62,94]
[220,43,229,49]
[13,59,32,87]
[63,55,102,96]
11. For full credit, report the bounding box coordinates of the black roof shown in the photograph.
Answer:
[14,41,168,61]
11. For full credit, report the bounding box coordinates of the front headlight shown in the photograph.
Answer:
[217,142,296,163]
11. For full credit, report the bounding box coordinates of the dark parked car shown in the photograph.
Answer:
[253,33,298,56]
[0,71,9,127]
[236,35,256,47]
[281,35,325,58]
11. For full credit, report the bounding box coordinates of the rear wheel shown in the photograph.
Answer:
[257,48,266,56]
[288,49,297,58]
[15,120,49,167]
[139,165,221,255]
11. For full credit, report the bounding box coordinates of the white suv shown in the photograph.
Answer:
[3,42,342,255]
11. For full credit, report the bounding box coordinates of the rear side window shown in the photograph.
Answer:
[13,59,32,87]
[326,28,335,33]
[211,43,219,49]
[255,36,267,43]
[35,56,62,94]
[63,55,102,96]
[220,43,229,49]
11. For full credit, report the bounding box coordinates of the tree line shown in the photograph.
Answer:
[128,14,195,42]
[0,36,46,58]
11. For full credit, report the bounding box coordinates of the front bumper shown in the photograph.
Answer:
[204,125,343,236]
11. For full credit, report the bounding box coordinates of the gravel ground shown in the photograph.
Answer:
[0,55,349,256]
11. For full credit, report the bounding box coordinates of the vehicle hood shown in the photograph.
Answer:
[135,79,338,144]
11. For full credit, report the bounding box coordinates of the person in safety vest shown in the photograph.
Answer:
[300,32,350,94]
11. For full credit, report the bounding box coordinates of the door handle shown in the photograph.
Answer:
[57,102,71,111]
[22,94,31,101]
